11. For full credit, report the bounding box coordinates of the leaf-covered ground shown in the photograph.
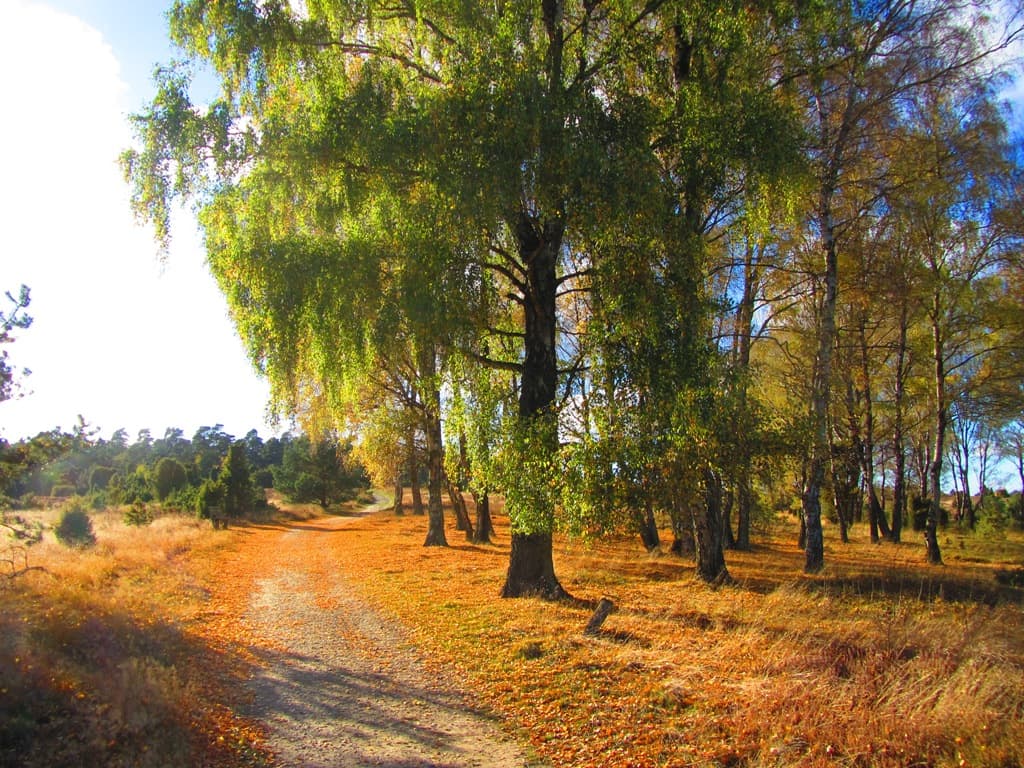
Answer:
[3,497,1022,767]
[300,498,1024,768]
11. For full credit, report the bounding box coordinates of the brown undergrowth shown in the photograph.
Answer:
[328,498,1024,768]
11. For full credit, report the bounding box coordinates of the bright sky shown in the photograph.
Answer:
[0,0,276,443]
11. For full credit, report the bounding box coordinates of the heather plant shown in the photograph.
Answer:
[53,502,95,548]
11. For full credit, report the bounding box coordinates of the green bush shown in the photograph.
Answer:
[153,457,188,501]
[54,503,96,548]
[108,468,154,505]
[976,494,1011,538]
[123,501,154,527]
[88,465,116,491]
[253,468,274,489]
[195,479,225,520]
[162,484,199,514]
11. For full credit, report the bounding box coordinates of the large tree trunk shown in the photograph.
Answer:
[733,239,759,551]
[500,0,568,599]
[472,491,494,545]
[502,533,563,598]
[802,194,839,574]
[446,474,473,541]
[501,211,567,599]
[636,499,661,553]
[422,351,448,548]
[926,301,944,565]
[408,430,424,516]
[694,468,730,584]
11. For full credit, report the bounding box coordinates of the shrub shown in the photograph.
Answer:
[123,501,154,527]
[976,494,1011,538]
[253,468,274,489]
[195,479,225,521]
[162,484,199,514]
[53,503,96,548]
[88,465,117,491]
[153,458,188,501]
[109,468,154,505]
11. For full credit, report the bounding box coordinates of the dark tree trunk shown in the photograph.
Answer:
[472,491,494,545]
[501,209,567,599]
[501,532,566,599]
[669,497,695,557]
[855,315,890,542]
[693,468,730,584]
[722,487,737,550]
[736,475,752,550]
[408,431,424,516]
[393,472,404,515]
[802,191,838,574]
[891,437,906,543]
[926,300,944,565]
[446,475,473,541]
[636,499,660,552]
[422,354,448,548]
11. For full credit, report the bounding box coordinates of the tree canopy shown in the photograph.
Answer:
[124,0,1024,590]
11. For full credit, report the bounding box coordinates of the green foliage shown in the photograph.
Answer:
[491,415,560,537]
[976,494,1012,538]
[88,466,116,492]
[219,443,252,517]
[123,501,154,527]
[0,284,32,405]
[109,467,154,506]
[53,502,96,548]
[272,435,366,508]
[152,457,188,501]
[162,484,199,514]
[194,479,225,521]
[253,468,273,489]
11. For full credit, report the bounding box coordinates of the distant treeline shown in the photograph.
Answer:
[0,423,368,516]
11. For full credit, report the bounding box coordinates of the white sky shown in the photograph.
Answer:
[0,0,275,443]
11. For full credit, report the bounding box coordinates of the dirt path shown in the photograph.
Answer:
[236,497,532,767]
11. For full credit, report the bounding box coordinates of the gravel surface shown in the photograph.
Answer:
[241,500,534,767]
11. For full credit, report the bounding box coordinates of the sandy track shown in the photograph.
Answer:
[239,501,532,767]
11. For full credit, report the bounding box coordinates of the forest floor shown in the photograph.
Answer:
[2,494,1023,767]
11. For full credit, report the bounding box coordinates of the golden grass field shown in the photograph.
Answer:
[1,494,1022,767]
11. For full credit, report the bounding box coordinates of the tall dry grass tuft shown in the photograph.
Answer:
[0,507,267,768]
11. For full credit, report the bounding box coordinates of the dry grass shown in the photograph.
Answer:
[324,499,1024,768]
[0,508,270,768]
[2,497,1021,767]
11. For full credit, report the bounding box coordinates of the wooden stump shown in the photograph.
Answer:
[584,597,615,636]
